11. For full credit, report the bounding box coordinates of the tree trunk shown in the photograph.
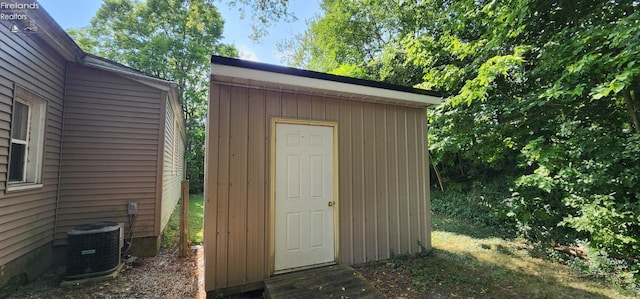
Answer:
[429,152,445,192]
[457,153,465,177]
[622,89,640,133]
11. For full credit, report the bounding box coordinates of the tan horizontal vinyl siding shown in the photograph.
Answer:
[55,64,161,244]
[204,82,431,291]
[0,22,65,268]
[160,95,185,233]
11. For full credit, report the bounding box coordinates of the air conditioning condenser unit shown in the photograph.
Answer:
[65,221,123,279]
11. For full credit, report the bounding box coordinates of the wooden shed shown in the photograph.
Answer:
[204,56,441,294]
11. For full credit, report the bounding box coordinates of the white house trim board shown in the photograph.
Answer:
[210,64,442,106]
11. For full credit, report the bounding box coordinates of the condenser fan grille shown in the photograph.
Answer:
[66,221,122,279]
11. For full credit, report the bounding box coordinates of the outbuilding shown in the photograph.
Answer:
[204,56,441,294]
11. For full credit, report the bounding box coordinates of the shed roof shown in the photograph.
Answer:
[210,55,443,107]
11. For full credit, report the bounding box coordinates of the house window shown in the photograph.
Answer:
[7,86,47,191]
[9,101,30,182]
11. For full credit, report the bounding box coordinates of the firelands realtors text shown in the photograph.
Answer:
[1,2,39,20]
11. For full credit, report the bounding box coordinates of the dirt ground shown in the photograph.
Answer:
[5,244,412,299]
[5,246,198,299]
[355,262,418,299]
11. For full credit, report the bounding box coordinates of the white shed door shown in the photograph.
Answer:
[274,123,335,273]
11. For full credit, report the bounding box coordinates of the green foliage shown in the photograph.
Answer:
[378,213,638,298]
[281,0,429,85]
[451,46,529,106]
[430,182,514,234]
[162,194,205,247]
[225,0,296,40]
[188,194,205,244]
[328,64,371,79]
[514,121,640,255]
[543,241,640,295]
[69,0,238,193]
[185,123,206,193]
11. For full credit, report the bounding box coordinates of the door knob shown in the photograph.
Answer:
[328,201,335,207]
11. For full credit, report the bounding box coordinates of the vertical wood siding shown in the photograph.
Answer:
[56,64,162,243]
[161,96,186,233]
[204,81,431,291]
[0,23,65,268]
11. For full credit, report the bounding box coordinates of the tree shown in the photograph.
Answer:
[225,0,296,39]
[281,0,429,85]
[69,0,238,193]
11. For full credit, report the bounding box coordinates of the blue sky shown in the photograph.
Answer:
[37,0,321,66]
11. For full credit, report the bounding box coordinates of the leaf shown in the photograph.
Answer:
[612,81,625,93]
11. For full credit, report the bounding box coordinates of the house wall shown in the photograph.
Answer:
[56,63,162,245]
[160,95,186,233]
[204,81,431,291]
[0,22,66,286]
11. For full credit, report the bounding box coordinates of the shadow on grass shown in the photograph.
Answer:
[400,213,635,298]
[495,244,517,257]
[397,248,610,299]
[432,212,515,240]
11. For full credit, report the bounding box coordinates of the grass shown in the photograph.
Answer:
[187,193,205,244]
[387,213,638,298]
[166,193,639,297]
[161,193,205,248]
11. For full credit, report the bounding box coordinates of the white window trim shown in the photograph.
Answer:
[7,183,44,192]
[10,99,31,184]
[6,85,47,192]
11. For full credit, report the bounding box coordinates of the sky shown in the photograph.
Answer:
[36,0,321,66]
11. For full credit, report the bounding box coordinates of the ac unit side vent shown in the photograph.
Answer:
[65,221,122,279]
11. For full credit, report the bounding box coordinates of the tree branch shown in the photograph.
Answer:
[429,152,445,192]
[622,88,640,133]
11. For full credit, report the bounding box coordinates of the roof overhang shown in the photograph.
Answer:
[9,1,177,96]
[81,54,177,92]
[210,56,443,107]
[9,0,85,62]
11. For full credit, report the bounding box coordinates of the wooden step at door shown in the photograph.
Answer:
[264,264,384,299]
